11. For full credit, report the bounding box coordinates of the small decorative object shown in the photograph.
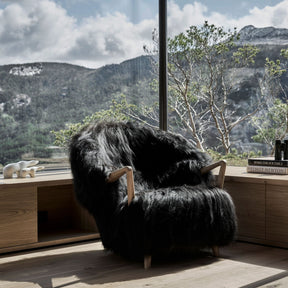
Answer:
[275,139,282,160]
[3,160,44,179]
[274,139,288,161]
[284,140,288,160]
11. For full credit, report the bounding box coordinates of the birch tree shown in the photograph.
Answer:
[167,21,261,153]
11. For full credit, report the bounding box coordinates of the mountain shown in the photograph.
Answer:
[0,56,154,125]
[227,26,288,154]
[0,56,156,164]
[0,26,288,165]
[238,25,288,45]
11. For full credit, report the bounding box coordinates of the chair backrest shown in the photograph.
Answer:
[70,121,214,194]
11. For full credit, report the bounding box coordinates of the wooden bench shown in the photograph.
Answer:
[0,171,99,254]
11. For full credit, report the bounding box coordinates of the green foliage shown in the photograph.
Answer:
[265,58,286,77]
[281,48,288,59]
[0,112,52,164]
[265,48,287,78]
[51,94,139,148]
[233,45,260,66]
[168,21,238,58]
[208,149,262,166]
[251,99,288,152]
[168,21,239,69]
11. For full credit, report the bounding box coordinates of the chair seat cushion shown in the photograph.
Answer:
[108,185,236,259]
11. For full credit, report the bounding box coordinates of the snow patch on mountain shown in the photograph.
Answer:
[9,64,43,76]
[13,93,31,108]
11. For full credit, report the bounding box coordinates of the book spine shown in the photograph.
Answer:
[248,159,288,167]
[247,165,288,175]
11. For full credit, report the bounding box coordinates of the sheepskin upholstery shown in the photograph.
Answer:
[69,121,237,260]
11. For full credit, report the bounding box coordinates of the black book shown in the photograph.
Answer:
[248,157,288,167]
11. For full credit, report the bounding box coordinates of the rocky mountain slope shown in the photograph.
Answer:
[0,56,155,164]
[238,25,288,45]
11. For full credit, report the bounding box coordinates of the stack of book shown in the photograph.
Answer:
[247,157,288,175]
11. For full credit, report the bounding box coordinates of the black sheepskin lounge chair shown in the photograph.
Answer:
[69,121,237,268]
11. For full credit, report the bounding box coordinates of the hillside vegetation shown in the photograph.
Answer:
[0,57,155,164]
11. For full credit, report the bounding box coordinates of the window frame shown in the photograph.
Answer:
[158,0,168,131]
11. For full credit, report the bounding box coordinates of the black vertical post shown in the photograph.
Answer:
[159,0,168,131]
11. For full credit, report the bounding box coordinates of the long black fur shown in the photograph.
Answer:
[70,121,237,260]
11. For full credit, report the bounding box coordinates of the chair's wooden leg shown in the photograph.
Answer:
[212,246,219,257]
[144,255,152,269]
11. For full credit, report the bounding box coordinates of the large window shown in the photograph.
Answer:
[167,0,288,157]
[0,0,158,170]
[0,0,288,173]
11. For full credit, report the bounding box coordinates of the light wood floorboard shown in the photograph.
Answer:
[1,241,288,288]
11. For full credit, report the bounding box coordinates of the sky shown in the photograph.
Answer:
[0,0,287,68]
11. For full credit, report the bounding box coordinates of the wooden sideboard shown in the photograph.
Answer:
[0,171,99,254]
[1,166,288,254]
[224,166,288,248]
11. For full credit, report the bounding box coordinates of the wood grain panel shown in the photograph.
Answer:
[0,186,37,248]
[225,182,265,240]
[266,184,288,243]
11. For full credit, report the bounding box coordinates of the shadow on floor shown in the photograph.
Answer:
[0,243,218,288]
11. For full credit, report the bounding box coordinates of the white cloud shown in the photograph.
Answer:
[0,0,157,67]
[66,12,156,67]
[0,0,287,68]
[0,0,76,63]
[167,1,207,36]
[167,0,288,34]
[235,1,288,28]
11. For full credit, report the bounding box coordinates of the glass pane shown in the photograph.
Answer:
[168,1,288,162]
[0,0,158,174]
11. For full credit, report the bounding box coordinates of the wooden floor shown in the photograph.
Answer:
[1,241,288,288]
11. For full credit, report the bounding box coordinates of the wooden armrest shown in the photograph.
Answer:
[200,160,226,188]
[106,166,135,205]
